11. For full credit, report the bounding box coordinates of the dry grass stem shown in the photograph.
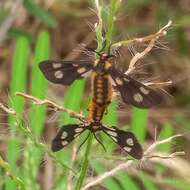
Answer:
[145,80,172,88]
[124,20,172,75]
[81,134,184,190]
[145,151,185,160]
[0,102,16,115]
[81,160,133,190]
[144,134,182,156]
[15,92,85,121]
[0,0,23,45]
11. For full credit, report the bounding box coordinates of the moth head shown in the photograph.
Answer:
[99,53,115,61]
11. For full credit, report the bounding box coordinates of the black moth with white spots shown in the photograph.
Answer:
[52,124,143,160]
[39,60,92,85]
[39,54,162,108]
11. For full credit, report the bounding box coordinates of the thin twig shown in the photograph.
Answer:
[15,92,85,121]
[145,80,172,88]
[145,151,185,160]
[144,134,182,156]
[0,102,16,115]
[81,134,184,190]
[81,161,134,190]
[123,20,172,75]
[0,0,23,45]
[112,20,172,48]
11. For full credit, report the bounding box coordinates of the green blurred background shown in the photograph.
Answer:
[0,0,190,190]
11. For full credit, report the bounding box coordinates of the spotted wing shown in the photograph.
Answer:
[39,60,93,85]
[51,124,86,152]
[109,68,162,108]
[102,126,143,159]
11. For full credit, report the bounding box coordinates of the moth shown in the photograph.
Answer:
[52,123,143,160]
[39,51,162,108]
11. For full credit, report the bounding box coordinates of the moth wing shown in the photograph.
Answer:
[110,68,162,108]
[39,60,92,85]
[51,124,86,152]
[102,126,143,159]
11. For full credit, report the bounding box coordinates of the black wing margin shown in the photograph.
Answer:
[110,68,162,108]
[51,124,86,152]
[102,126,143,159]
[39,60,93,85]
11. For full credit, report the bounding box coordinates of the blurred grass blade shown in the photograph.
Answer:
[140,172,159,190]
[131,108,148,143]
[8,27,32,42]
[117,172,140,190]
[0,156,25,190]
[22,31,50,189]
[159,122,173,152]
[92,160,122,190]
[30,30,50,136]
[60,80,86,124]
[162,178,190,190]
[23,0,57,28]
[7,36,30,190]
[8,37,29,120]
[156,122,173,173]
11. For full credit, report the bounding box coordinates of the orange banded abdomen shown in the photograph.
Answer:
[91,72,113,106]
[87,101,107,123]
[87,72,112,123]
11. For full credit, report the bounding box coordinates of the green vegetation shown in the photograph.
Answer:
[0,0,189,190]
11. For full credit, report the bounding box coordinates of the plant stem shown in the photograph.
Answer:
[75,133,93,190]
[105,0,121,52]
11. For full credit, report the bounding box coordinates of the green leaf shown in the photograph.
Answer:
[140,173,159,190]
[7,36,30,190]
[8,27,32,41]
[131,108,148,143]
[117,172,140,190]
[159,122,173,152]
[30,30,50,136]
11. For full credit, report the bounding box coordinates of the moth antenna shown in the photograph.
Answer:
[85,46,101,56]
[93,133,107,152]
[97,39,107,54]
[77,131,91,154]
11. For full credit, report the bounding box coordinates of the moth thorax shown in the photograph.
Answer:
[91,122,102,131]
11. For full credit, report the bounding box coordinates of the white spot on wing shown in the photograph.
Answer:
[123,146,132,152]
[55,70,63,79]
[52,63,62,69]
[133,93,143,102]
[126,138,134,146]
[75,128,84,133]
[124,78,130,82]
[77,67,86,74]
[115,77,123,85]
[74,133,79,138]
[62,140,68,146]
[61,131,68,139]
[106,130,118,137]
[140,86,149,95]
[81,71,91,77]
[111,136,118,142]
